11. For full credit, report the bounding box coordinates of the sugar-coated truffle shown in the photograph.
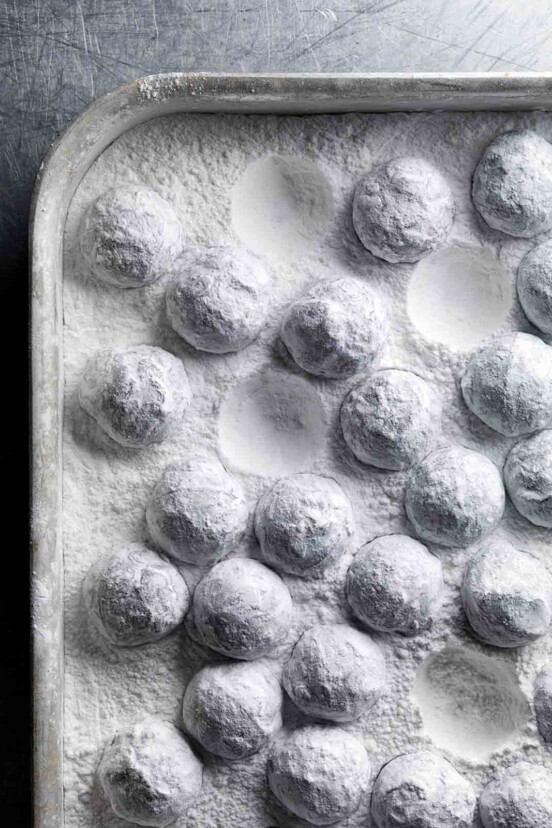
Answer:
[146,455,249,565]
[78,345,190,448]
[80,186,182,288]
[405,446,505,548]
[189,558,293,660]
[83,543,189,647]
[461,332,552,437]
[371,750,476,828]
[267,725,370,825]
[340,369,442,470]
[472,131,552,238]
[97,720,203,827]
[280,276,388,379]
[347,534,443,636]
[182,661,282,760]
[282,623,385,722]
[352,157,454,263]
[517,239,552,333]
[534,666,552,743]
[479,762,552,828]
[166,247,270,353]
[504,430,552,528]
[461,538,552,648]
[254,473,354,577]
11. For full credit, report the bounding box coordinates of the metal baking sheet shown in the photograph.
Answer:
[30,71,552,828]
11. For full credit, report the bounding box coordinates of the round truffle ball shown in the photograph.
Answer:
[461,538,552,648]
[352,157,455,263]
[282,623,385,722]
[479,761,552,828]
[535,666,552,743]
[267,725,370,825]
[504,430,552,528]
[347,534,443,636]
[97,720,203,827]
[472,131,552,238]
[78,345,190,448]
[182,661,282,760]
[517,240,552,333]
[405,446,505,548]
[83,543,189,647]
[80,186,182,288]
[461,333,552,437]
[254,473,355,577]
[189,558,293,660]
[146,455,249,566]
[280,276,388,379]
[166,247,270,353]
[340,369,442,470]
[371,750,476,828]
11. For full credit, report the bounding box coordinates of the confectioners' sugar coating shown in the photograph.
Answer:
[352,157,455,263]
[97,720,203,827]
[83,543,189,647]
[254,473,355,576]
[267,725,370,825]
[534,667,552,743]
[504,430,552,528]
[479,761,552,828]
[517,239,552,333]
[282,622,385,722]
[146,455,249,565]
[182,661,283,760]
[347,534,443,635]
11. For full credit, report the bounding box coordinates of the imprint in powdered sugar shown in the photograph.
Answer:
[63,110,552,827]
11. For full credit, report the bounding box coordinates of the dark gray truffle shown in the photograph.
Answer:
[146,455,249,565]
[267,725,370,825]
[83,543,189,647]
[371,750,476,828]
[534,666,552,743]
[97,720,203,827]
[352,157,454,263]
[479,762,552,828]
[472,131,552,238]
[79,186,182,288]
[405,446,505,548]
[461,333,552,437]
[347,534,443,636]
[282,623,385,722]
[254,473,355,577]
[189,558,293,660]
[78,345,190,448]
[504,430,552,528]
[340,369,442,470]
[182,661,282,760]
[280,276,388,379]
[517,239,552,334]
[166,247,270,353]
[461,538,552,648]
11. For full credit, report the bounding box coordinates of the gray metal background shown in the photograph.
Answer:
[5,1,552,822]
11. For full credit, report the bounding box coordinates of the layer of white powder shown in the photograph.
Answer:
[63,110,552,828]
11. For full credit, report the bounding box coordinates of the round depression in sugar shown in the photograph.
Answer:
[282,623,385,722]
[461,332,552,437]
[340,369,442,470]
[182,661,282,760]
[97,720,203,827]
[352,156,454,263]
[79,186,182,288]
[254,473,355,577]
[504,430,552,528]
[166,247,270,353]
[472,130,552,237]
[267,725,370,825]
[189,557,293,660]
[280,276,388,379]
[405,446,505,548]
[83,543,189,647]
[78,345,190,448]
[517,239,552,334]
[146,455,249,566]
[347,534,443,636]
[479,762,552,828]
[461,538,552,648]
